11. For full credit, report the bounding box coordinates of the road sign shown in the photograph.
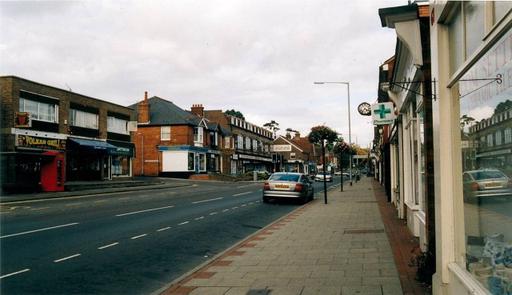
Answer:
[372,102,396,125]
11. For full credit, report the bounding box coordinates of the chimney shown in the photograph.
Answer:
[138,91,150,123]
[191,104,204,117]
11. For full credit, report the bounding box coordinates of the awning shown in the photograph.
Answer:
[68,138,116,154]
[107,140,135,157]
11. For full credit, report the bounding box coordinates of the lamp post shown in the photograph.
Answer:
[314,81,353,186]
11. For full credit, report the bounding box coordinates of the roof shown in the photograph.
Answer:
[129,96,201,126]
[292,137,313,153]
[379,3,418,28]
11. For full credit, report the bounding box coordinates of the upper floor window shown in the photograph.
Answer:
[487,133,494,147]
[194,127,203,144]
[69,109,98,129]
[19,97,58,123]
[505,128,512,144]
[107,116,128,134]
[495,130,502,145]
[161,126,171,141]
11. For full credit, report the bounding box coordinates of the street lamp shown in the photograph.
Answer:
[314,81,353,186]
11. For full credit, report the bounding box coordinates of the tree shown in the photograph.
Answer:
[308,125,338,204]
[494,99,512,115]
[225,109,245,120]
[263,120,280,138]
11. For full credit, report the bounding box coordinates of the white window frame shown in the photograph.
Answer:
[161,126,171,141]
[107,116,129,135]
[19,97,59,123]
[69,109,98,129]
[194,127,204,146]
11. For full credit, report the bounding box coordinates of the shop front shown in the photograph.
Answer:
[431,4,512,294]
[66,137,116,181]
[107,140,134,178]
[1,133,67,192]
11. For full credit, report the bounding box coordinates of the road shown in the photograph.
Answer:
[0,177,343,295]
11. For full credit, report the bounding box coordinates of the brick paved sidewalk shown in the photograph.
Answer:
[159,178,407,295]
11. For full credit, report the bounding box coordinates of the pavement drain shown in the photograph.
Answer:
[344,229,385,234]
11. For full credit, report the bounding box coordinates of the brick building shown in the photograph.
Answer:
[0,76,136,192]
[130,96,226,177]
[271,134,318,174]
[204,110,273,174]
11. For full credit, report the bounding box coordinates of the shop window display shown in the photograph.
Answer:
[459,29,512,295]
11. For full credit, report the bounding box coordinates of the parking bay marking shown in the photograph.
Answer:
[0,222,79,239]
[192,197,223,204]
[0,268,30,280]
[233,191,253,197]
[115,205,175,217]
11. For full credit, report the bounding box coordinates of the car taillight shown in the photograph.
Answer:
[295,183,303,192]
[263,182,270,190]
[470,182,479,191]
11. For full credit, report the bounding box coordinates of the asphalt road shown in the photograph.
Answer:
[0,177,343,295]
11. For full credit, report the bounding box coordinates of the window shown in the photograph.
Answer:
[237,135,243,149]
[487,134,493,147]
[161,126,171,141]
[464,2,485,58]
[245,137,251,150]
[225,137,231,149]
[19,97,58,123]
[107,116,128,134]
[252,139,257,151]
[199,154,206,171]
[70,109,98,129]
[493,1,512,25]
[505,128,512,144]
[194,127,203,144]
[188,153,194,170]
[495,130,502,146]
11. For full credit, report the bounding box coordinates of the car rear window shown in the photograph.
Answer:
[471,170,506,180]
[269,174,300,182]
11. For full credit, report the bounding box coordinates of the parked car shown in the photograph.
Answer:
[463,169,512,199]
[314,172,333,182]
[263,172,314,204]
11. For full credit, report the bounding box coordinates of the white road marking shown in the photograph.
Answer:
[249,202,254,205]
[130,234,147,240]
[178,221,189,226]
[31,207,50,211]
[222,209,229,212]
[157,227,171,232]
[98,242,119,250]
[115,205,175,217]
[192,197,223,204]
[0,268,30,279]
[232,206,239,209]
[54,254,81,263]
[0,222,79,239]
[232,191,252,197]
[194,216,205,220]
[209,212,218,215]
[241,204,247,207]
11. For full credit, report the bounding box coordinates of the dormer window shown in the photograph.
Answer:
[194,127,204,146]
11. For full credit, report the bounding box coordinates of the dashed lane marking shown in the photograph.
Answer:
[194,216,205,220]
[209,212,218,215]
[157,227,171,232]
[192,197,223,204]
[54,254,81,263]
[115,205,175,217]
[0,268,30,280]
[233,191,253,197]
[30,207,50,211]
[130,234,147,240]
[241,204,247,207]
[98,242,119,250]
[232,207,239,210]
[178,221,189,226]
[222,209,229,212]
[0,222,79,239]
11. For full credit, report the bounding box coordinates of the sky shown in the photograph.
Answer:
[0,0,405,147]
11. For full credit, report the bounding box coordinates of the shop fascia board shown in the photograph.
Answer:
[12,128,67,140]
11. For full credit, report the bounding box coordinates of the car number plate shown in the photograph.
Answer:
[275,184,289,190]
[485,182,501,188]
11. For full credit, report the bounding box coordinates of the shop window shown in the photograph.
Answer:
[199,154,206,171]
[493,1,512,25]
[107,116,128,135]
[19,97,58,123]
[464,2,485,58]
[112,156,130,177]
[459,29,512,294]
[448,4,464,75]
[161,126,171,141]
[188,153,194,171]
[70,109,98,129]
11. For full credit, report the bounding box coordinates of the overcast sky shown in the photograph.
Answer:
[1,0,405,146]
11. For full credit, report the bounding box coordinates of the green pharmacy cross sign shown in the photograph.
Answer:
[371,102,396,125]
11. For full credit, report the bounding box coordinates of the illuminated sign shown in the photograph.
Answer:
[17,134,66,150]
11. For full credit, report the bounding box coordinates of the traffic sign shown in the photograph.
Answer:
[372,102,396,125]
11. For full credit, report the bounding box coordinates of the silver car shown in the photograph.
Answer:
[314,172,333,182]
[263,172,314,203]
[463,169,512,199]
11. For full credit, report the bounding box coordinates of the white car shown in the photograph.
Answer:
[315,172,333,182]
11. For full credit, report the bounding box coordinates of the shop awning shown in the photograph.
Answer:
[68,138,117,153]
[107,140,135,157]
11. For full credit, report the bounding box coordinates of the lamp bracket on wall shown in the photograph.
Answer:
[458,74,503,99]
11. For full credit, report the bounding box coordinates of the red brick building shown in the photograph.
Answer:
[130,95,226,177]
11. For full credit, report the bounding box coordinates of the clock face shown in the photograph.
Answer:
[358,102,372,116]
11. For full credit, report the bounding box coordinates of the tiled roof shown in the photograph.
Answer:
[129,96,201,126]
